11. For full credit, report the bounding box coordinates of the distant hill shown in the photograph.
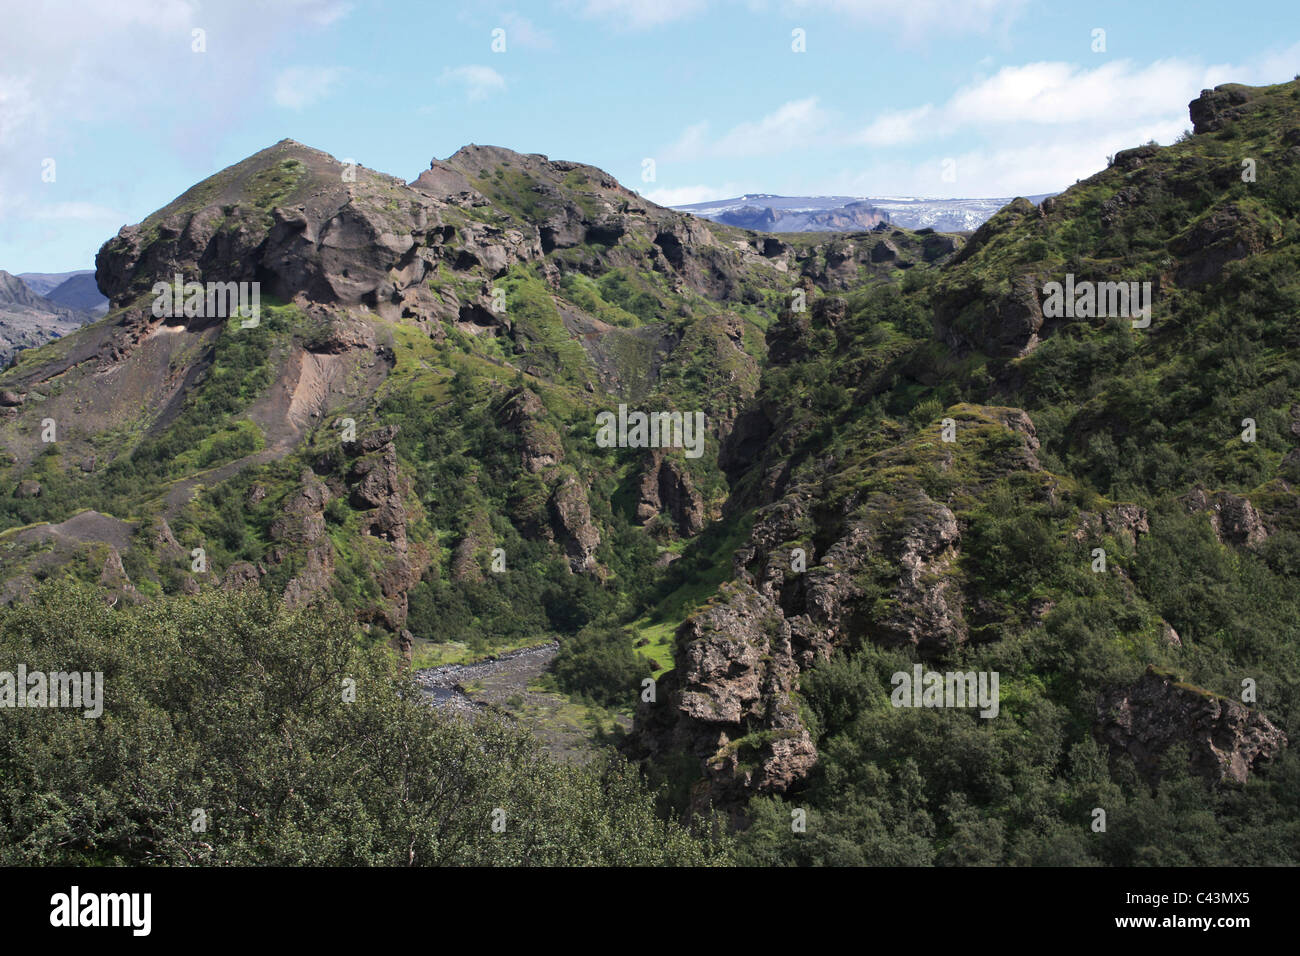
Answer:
[676,192,1056,233]
[43,272,110,316]
[0,270,100,366]
[15,272,77,296]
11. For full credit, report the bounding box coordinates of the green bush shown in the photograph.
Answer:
[551,625,651,708]
[0,583,726,866]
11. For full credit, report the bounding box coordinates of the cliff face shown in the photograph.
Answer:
[631,80,1300,810]
[1097,667,1287,785]
[2,135,965,651]
[633,404,1054,807]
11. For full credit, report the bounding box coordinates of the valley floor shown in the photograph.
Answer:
[415,642,630,764]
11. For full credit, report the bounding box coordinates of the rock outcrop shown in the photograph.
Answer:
[1189,84,1257,135]
[271,469,336,607]
[496,387,564,474]
[549,474,601,574]
[1169,203,1279,287]
[1182,488,1270,548]
[634,581,817,811]
[633,404,1047,806]
[340,425,426,631]
[1073,504,1150,546]
[636,451,706,536]
[933,274,1045,358]
[1096,666,1287,785]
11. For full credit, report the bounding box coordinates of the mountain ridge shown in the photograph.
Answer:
[2,79,1299,866]
[0,270,100,367]
[676,192,1059,233]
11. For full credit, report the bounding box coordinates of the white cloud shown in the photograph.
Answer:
[845,47,1300,196]
[30,202,126,221]
[499,12,553,49]
[857,104,934,146]
[854,59,1213,148]
[666,97,832,159]
[713,98,829,155]
[573,0,709,29]
[439,65,507,102]
[641,183,745,205]
[858,49,1300,147]
[946,60,1206,126]
[272,66,345,109]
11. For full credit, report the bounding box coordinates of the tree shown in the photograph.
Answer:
[0,583,726,866]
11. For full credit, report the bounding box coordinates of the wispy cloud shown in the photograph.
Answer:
[30,201,126,221]
[658,44,1300,200]
[284,0,353,26]
[272,65,345,109]
[785,0,1029,38]
[665,97,832,159]
[573,0,709,29]
[574,0,1028,35]
[499,12,554,49]
[439,65,507,102]
[857,49,1300,147]
[857,105,934,147]
[642,183,746,205]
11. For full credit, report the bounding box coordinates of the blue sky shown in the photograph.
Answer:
[2,0,1297,272]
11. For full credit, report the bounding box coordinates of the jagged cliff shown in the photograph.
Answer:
[0,137,961,652]
[1,80,1297,857]
[631,80,1300,810]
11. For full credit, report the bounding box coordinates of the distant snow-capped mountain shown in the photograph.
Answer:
[675,193,1055,233]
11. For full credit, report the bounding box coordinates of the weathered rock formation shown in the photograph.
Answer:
[271,468,335,608]
[1096,666,1287,785]
[633,404,1047,807]
[549,474,601,574]
[1182,488,1270,548]
[636,451,706,536]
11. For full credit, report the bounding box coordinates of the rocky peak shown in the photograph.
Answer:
[1189,84,1257,134]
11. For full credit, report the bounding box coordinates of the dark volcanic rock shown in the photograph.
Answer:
[1189,84,1256,135]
